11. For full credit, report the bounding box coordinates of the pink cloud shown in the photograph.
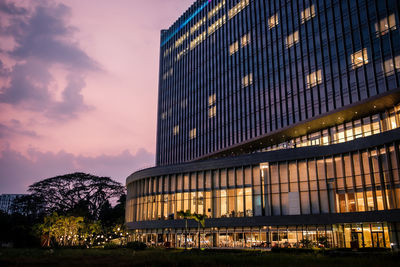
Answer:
[0,0,194,193]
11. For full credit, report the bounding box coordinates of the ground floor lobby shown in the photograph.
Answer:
[130,222,399,249]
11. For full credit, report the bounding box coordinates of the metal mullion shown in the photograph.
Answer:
[384,0,400,87]
[276,0,285,128]
[298,0,309,121]
[367,149,378,210]
[305,159,312,214]
[292,0,302,123]
[383,144,396,210]
[309,0,320,116]
[345,0,357,104]
[296,160,303,214]
[314,158,322,214]
[278,162,282,215]
[331,154,340,213]
[317,0,329,113]
[253,0,263,137]
[377,147,389,210]
[357,150,369,211]
[355,0,368,102]
[322,156,333,213]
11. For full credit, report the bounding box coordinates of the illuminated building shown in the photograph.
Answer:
[126,0,400,249]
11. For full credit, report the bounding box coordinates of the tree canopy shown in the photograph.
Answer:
[21,172,125,219]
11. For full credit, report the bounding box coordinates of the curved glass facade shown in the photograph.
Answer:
[127,0,400,250]
[128,141,400,221]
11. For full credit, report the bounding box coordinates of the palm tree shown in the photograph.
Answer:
[191,213,206,249]
[177,210,206,249]
[177,210,192,249]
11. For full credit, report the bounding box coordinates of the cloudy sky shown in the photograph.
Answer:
[0,0,193,193]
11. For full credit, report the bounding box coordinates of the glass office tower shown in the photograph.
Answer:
[126,0,400,249]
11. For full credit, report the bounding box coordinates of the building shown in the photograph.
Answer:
[126,0,400,249]
[0,194,26,214]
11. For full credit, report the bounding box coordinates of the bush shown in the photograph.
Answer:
[271,247,317,254]
[126,241,147,250]
[104,243,121,249]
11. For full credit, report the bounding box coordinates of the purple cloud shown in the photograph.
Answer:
[0,147,155,194]
[0,0,98,120]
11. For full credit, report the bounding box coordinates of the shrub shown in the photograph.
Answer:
[126,241,147,250]
[104,243,121,249]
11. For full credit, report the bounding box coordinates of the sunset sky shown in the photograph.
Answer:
[0,0,194,193]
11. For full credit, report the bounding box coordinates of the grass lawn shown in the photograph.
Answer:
[0,248,399,267]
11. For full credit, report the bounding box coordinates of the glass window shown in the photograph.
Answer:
[237,188,244,217]
[351,48,368,69]
[301,4,316,24]
[306,70,322,88]
[245,189,252,218]
[383,55,400,76]
[189,128,197,139]
[228,0,250,19]
[241,32,251,47]
[375,14,397,36]
[208,94,216,106]
[208,106,217,118]
[285,31,299,48]
[236,168,243,187]
[173,125,179,135]
[242,73,253,88]
[268,13,279,29]
[244,167,252,185]
[229,41,239,55]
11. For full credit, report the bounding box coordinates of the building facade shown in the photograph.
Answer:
[126,0,400,249]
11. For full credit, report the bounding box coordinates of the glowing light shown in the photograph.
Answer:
[161,0,213,47]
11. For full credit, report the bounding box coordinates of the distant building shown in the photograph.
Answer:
[126,0,400,249]
[0,194,26,214]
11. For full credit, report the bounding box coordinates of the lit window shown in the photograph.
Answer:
[176,47,188,61]
[208,0,226,19]
[208,94,216,106]
[190,31,207,50]
[285,31,299,48]
[375,14,397,37]
[175,32,189,48]
[228,0,250,20]
[208,15,226,35]
[268,13,279,29]
[306,70,322,88]
[383,55,400,76]
[241,33,251,47]
[208,106,216,118]
[173,125,179,136]
[300,5,315,24]
[161,112,166,120]
[189,128,197,140]
[229,41,239,55]
[242,73,253,88]
[190,17,206,35]
[351,48,368,69]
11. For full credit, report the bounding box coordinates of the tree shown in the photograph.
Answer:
[99,194,126,227]
[24,172,125,219]
[192,213,206,249]
[177,210,206,249]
